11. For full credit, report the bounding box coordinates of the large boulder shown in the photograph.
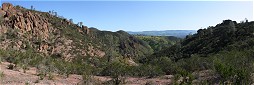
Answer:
[2,3,13,11]
[17,12,23,16]
[82,25,89,34]
[0,10,6,17]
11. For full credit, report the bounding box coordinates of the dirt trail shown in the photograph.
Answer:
[0,62,172,85]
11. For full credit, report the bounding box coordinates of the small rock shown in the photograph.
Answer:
[17,12,23,16]
[17,41,22,45]
[2,25,8,33]
[5,11,13,17]
[162,75,174,79]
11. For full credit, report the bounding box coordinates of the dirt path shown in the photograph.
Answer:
[0,62,172,85]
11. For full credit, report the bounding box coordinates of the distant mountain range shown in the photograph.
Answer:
[127,30,197,38]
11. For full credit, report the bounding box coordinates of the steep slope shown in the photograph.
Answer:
[0,3,152,61]
[134,35,181,52]
[150,19,254,61]
[140,19,254,84]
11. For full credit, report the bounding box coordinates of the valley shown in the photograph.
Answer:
[0,2,253,85]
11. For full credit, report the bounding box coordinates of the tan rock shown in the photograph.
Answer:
[33,20,38,27]
[39,44,49,54]
[9,9,17,15]
[2,3,13,11]
[86,28,90,34]
[26,21,32,31]
[17,12,23,16]
[78,28,83,33]
[16,16,20,22]
[20,16,25,23]
[95,50,105,57]
[81,50,87,56]
[42,22,48,29]
[82,26,90,34]
[5,11,12,17]
[1,25,8,34]
[0,10,6,17]
[17,41,22,45]
[2,3,15,18]
[4,17,9,21]
[2,4,7,11]
[16,22,25,30]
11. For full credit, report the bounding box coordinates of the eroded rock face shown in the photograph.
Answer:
[77,25,90,35]
[8,11,45,35]
[82,25,90,34]
[2,3,13,11]
[0,10,6,16]
[88,46,105,57]
[1,3,16,18]
[0,3,107,61]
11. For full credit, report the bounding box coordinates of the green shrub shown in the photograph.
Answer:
[37,73,45,80]
[213,50,253,84]
[7,64,14,70]
[0,71,4,78]
[100,61,127,77]
[48,73,54,80]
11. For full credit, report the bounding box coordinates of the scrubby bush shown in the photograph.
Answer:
[7,64,14,70]
[0,71,4,79]
[213,50,253,84]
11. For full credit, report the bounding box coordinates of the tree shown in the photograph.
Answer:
[54,12,57,16]
[80,22,83,27]
[31,5,33,10]
[69,19,73,23]
[245,18,248,22]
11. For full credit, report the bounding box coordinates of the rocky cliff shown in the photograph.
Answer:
[0,3,152,61]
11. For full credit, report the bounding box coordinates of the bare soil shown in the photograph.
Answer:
[0,62,172,85]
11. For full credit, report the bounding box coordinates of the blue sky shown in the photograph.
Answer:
[1,0,253,31]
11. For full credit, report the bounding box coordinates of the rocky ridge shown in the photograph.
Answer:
[0,3,103,60]
[0,3,152,61]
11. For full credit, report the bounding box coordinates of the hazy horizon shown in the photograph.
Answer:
[2,0,253,31]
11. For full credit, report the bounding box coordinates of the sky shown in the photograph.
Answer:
[1,0,253,31]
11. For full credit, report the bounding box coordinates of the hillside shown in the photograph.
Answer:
[0,3,153,61]
[1,2,253,85]
[134,35,181,52]
[150,20,254,60]
[141,19,254,84]
[128,30,196,38]
[0,3,161,84]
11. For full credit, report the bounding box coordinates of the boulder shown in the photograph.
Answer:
[2,25,7,34]
[0,10,6,17]
[26,20,32,31]
[2,3,13,11]
[82,26,90,34]
[5,11,12,17]
[33,20,38,27]
[17,12,23,16]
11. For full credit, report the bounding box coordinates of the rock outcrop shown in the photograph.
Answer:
[0,3,152,61]
[0,3,94,60]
